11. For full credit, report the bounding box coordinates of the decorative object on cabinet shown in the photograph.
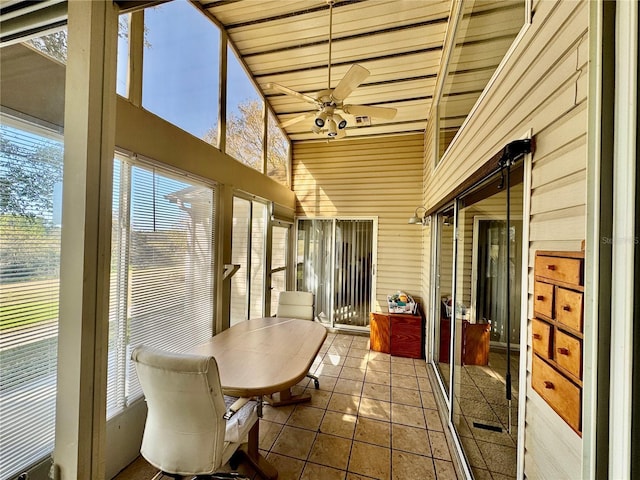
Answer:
[370,311,424,359]
[531,248,584,435]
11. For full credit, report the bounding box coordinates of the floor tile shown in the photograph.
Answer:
[348,441,391,479]
[354,416,391,447]
[391,403,426,428]
[300,462,347,480]
[391,450,436,480]
[428,430,452,461]
[358,397,391,422]
[362,382,391,402]
[391,386,422,407]
[364,369,391,386]
[334,378,364,396]
[391,362,416,376]
[265,452,305,479]
[327,392,360,415]
[367,359,391,372]
[271,425,316,460]
[340,366,367,382]
[392,423,431,456]
[307,433,352,470]
[391,373,419,390]
[259,420,283,450]
[287,405,325,431]
[320,410,357,439]
[434,459,458,480]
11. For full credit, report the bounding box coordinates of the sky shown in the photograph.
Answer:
[123,0,261,140]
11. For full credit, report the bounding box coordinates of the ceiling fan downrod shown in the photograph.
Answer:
[327,0,334,90]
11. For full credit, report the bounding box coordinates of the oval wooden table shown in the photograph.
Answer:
[191,317,327,479]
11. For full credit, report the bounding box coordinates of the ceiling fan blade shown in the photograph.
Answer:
[280,111,317,128]
[331,64,370,102]
[343,104,397,120]
[266,83,319,106]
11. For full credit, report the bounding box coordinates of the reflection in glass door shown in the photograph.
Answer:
[451,176,524,479]
[230,196,267,325]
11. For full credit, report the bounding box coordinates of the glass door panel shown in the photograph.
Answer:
[297,219,333,325]
[434,208,455,395]
[230,197,250,326]
[297,218,375,330]
[269,224,289,316]
[230,196,267,325]
[333,220,374,328]
[451,176,524,479]
[249,202,266,319]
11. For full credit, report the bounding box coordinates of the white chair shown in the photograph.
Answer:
[131,345,258,480]
[275,291,320,389]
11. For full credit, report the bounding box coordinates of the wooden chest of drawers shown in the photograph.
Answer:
[532,250,584,435]
[370,312,424,359]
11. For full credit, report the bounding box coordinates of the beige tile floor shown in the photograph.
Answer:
[115,332,459,480]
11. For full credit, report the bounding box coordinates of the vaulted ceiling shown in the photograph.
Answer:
[199,0,451,142]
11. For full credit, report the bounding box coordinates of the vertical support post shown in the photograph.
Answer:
[53,1,117,478]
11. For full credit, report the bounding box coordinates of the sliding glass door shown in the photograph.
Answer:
[431,169,525,479]
[296,218,376,330]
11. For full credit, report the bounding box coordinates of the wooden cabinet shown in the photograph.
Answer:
[438,318,490,365]
[532,249,584,435]
[370,312,424,359]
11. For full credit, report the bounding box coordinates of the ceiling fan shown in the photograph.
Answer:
[266,0,397,139]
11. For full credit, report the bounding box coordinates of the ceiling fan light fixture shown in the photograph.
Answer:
[311,123,323,134]
[333,113,347,129]
[327,118,338,137]
[315,111,327,127]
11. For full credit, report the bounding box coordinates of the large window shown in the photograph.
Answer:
[142,1,221,141]
[106,156,216,416]
[0,118,64,480]
[436,1,526,163]
[267,110,290,187]
[226,45,264,172]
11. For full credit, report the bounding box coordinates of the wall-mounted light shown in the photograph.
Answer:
[408,206,430,226]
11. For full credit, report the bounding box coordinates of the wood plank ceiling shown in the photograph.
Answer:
[199,0,451,142]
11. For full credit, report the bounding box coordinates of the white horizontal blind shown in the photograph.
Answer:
[106,157,215,416]
[0,121,63,479]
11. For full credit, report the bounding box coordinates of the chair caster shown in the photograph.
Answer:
[313,378,320,389]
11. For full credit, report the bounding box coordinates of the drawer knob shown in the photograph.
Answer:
[533,333,542,340]
[547,264,556,271]
[544,381,554,389]
[558,347,570,355]
[536,295,544,301]
[562,305,571,312]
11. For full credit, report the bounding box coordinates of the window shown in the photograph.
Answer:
[116,14,130,97]
[106,156,216,416]
[0,118,64,480]
[229,196,267,326]
[436,1,526,163]
[142,1,220,141]
[267,111,290,187]
[226,45,264,172]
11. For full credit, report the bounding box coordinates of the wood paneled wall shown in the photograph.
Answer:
[293,134,424,312]
[421,0,588,477]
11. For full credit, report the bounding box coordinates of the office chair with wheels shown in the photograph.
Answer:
[275,291,320,389]
[131,345,258,480]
